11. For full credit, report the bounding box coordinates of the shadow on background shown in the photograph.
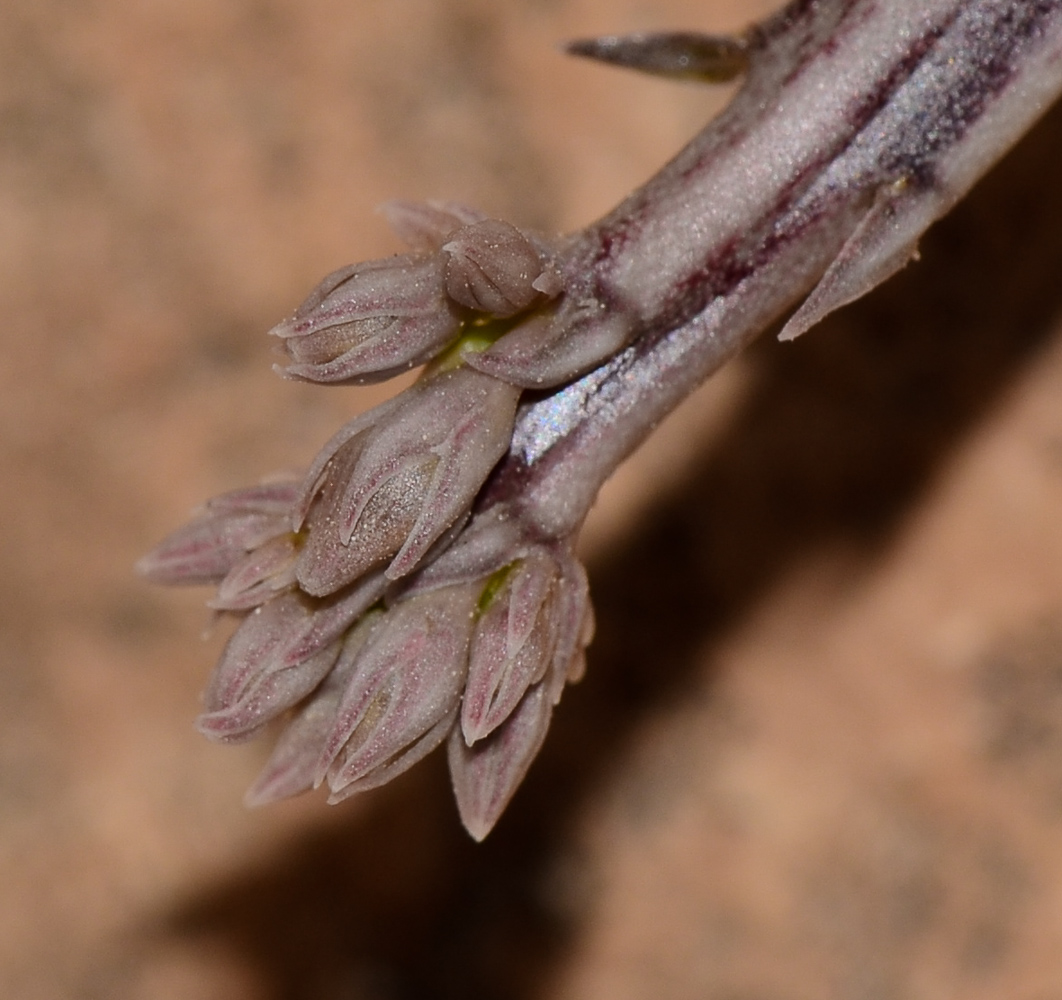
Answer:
[162,99,1062,1000]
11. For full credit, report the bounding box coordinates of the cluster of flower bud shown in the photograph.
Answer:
[141,483,593,837]
[269,201,566,385]
[140,201,600,839]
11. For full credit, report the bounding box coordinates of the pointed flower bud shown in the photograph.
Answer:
[271,253,464,385]
[137,480,299,586]
[442,219,557,318]
[461,549,562,744]
[317,584,480,798]
[294,368,521,596]
[380,199,487,252]
[447,549,592,840]
[243,608,379,806]
[195,573,386,742]
[448,679,554,841]
[197,594,341,743]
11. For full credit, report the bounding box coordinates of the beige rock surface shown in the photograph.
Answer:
[3,0,1062,997]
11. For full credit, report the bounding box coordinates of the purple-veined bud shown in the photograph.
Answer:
[448,679,553,842]
[447,553,592,839]
[295,368,522,596]
[315,584,479,798]
[243,608,380,807]
[136,480,299,586]
[461,548,562,745]
[442,219,557,318]
[197,595,340,743]
[195,573,386,743]
[380,199,487,252]
[400,504,596,736]
[271,253,464,385]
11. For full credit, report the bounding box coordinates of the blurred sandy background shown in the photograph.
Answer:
[5,0,1062,997]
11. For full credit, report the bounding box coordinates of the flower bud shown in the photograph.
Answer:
[195,573,386,742]
[243,608,379,806]
[449,542,593,837]
[295,368,521,596]
[196,594,342,743]
[271,253,463,385]
[316,584,480,798]
[448,679,553,841]
[380,199,487,252]
[136,480,299,586]
[442,219,555,317]
[461,549,561,744]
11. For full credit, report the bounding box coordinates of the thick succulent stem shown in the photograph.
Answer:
[496,0,1062,540]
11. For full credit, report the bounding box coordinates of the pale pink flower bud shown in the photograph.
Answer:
[295,368,521,596]
[380,199,487,252]
[442,219,555,318]
[316,584,479,798]
[448,679,553,841]
[196,594,342,743]
[461,549,561,744]
[137,480,299,586]
[243,609,379,807]
[195,573,386,742]
[271,253,463,384]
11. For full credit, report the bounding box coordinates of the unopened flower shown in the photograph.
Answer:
[271,253,464,385]
[448,679,554,842]
[137,480,299,587]
[462,548,565,744]
[294,367,522,596]
[319,584,480,798]
[442,218,560,317]
[195,573,386,742]
[271,200,564,386]
[197,598,340,744]
[446,547,593,839]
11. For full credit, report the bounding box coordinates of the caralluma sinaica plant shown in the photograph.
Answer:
[141,0,1062,839]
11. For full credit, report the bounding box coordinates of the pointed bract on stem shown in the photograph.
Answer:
[565,31,749,83]
[141,0,1062,838]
